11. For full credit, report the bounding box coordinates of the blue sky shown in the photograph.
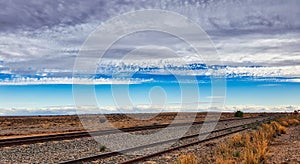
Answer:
[1,77,299,115]
[0,0,299,115]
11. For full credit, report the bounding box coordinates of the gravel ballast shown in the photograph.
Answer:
[0,117,270,163]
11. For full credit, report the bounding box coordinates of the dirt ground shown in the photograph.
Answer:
[0,112,268,139]
[268,125,300,164]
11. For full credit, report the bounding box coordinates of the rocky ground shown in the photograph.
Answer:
[268,125,300,164]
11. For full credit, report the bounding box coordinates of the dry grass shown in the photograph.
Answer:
[244,129,269,163]
[212,117,299,164]
[287,118,300,125]
[41,122,52,129]
[175,117,300,164]
[229,133,244,147]
[216,158,236,164]
[278,117,300,127]
[271,121,287,134]
[177,153,197,164]
[279,120,289,127]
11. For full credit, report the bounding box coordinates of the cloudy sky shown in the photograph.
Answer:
[0,0,299,115]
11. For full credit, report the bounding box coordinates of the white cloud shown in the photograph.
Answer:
[279,78,300,83]
[94,60,300,78]
[257,84,281,87]
[1,104,299,116]
[206,96,225,99]
[214,32,300,67]
[0,0,299,83]
[1,64,300,85]
[0,77,152,85]
[223,66,300,77]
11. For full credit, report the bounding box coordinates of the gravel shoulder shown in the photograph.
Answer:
[268,125,300,164]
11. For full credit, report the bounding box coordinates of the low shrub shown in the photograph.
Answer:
[99,145,106,152]
[234,111,244,117]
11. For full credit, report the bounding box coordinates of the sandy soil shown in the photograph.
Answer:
[268,125,300,164]
[0,112,267,139]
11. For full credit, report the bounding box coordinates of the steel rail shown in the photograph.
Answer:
[0,116,267,147]
[60,117,273,164]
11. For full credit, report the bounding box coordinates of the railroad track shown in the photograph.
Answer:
[0,116,268,147]
[60,116,276,164]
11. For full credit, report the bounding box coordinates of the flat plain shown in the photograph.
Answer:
[0,112,266,139]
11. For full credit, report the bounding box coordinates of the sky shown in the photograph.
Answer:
[0,0,299,115]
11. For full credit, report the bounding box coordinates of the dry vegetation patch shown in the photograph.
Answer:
[215,117,299,163]
[175,116,300,164]
[176,153,198,164]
